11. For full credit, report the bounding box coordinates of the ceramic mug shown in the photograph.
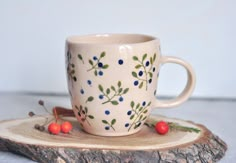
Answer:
[66,34,195,136]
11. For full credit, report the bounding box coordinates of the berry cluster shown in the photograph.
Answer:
[48,121,72,135]
[29,100,73,135]
[87,52,109,76]
[132,53,157,90]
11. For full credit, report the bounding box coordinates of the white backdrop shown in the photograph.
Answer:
[0,0,235,98]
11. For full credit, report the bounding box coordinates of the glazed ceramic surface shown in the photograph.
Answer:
[66,34,195,136]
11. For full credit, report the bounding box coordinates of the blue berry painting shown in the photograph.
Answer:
[87,51,109,76]
[132,53,157,90]
[127,100,151,131]
[98,81,129,105]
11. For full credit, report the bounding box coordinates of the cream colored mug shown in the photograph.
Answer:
[66,34,195,136]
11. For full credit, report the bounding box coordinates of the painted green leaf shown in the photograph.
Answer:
[111,86,116,91]
[88,115,94,119]
[75,105,79,109]
[73,76,77,81]
[133,56,138,61]
[98,85,104,92]
[111,119,116,125]
[106,88,110,94]
[118,88,123,93]
[153,53,156,62]
[94,70,98,76]
[118,81,121,87]
[142,116,147,121]
[150,57,153,65]
[142,53,147,61]
[148,72,153,78]
[139,107,143,111]
[111,100,118,105]
[71,70,75,74]
[134,124,140,129]
[78,54,83,60]
[131,101,135,108]
[139,115,143,121]
[130,114,135,120]
[136,103,140,110]
[123,88,129,94]
[89,59,93,66]
[102,120,108,124]
[139,81,143,88]
[100,51,106,58]
[71,64,75,68]
[132,72,137,78]
[143,109,148,114]
[84,107,88,113]
[86,96,94,102]
[103,64,109,69]
[147,101,151,106]
[135,64,142,69]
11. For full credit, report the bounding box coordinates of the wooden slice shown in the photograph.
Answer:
[0,114,227,163]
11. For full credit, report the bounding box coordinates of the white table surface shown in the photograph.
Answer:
[0,93,235,163]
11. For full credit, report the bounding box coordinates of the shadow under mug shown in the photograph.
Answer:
[66,34,196,136]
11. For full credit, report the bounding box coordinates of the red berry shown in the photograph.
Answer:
[155,121,169,135]
[48,123,61,135]
[61,121,72,133]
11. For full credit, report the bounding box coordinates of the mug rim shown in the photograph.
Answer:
[66,33,160,45]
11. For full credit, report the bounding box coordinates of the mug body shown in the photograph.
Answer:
[66,34,161,136]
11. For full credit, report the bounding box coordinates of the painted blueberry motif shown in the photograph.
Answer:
[105,110,110,115]
[127,101,151,131]
[125,123,129,127]
[132,53,157,90]
[98,70,103,76]
[93,56,97,60]
[149,79,152,84]
[87,80,92,85]
[99,95,104,99]
[142,101,146,106]
[80,89,84,94]
[102,119,116,131]
[98,62,103,68]
[138,71,143,76]
[118,59,124,65]
[153,67,156,72]
[66,51,77,85]
[134,81,139,86]
[87,52,109,76]
[127,110,132,115]
[119,96,124,102]
[75,105,94,126]
[98,81,129,105]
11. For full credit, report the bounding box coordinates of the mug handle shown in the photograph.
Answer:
[154,56,196,108]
